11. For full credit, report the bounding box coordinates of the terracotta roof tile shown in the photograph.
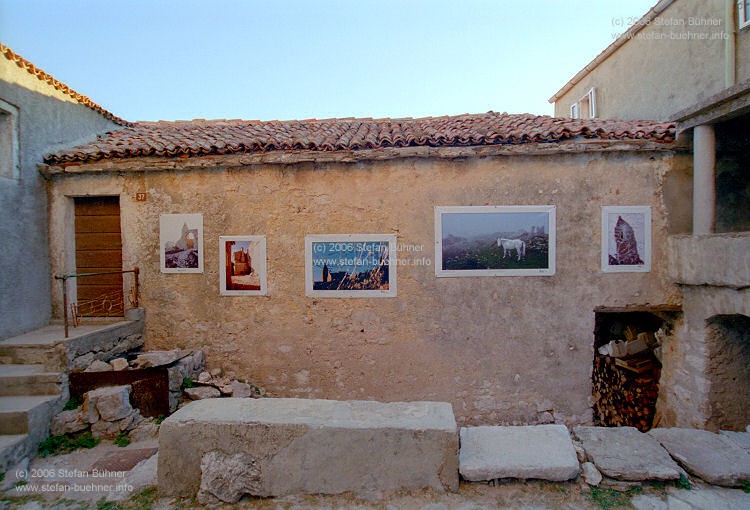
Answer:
[45,112,676,165]
[1,43,130,126]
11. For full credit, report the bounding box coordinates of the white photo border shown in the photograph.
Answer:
[219,235,268,296]
[435,205,556,277]
[305,234,397,298]
[601,206,652,273]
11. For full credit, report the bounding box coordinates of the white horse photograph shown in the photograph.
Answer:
[497,238,526,261]
[435,205,556,277]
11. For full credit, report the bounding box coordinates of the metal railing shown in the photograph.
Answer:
[54,268,140,338]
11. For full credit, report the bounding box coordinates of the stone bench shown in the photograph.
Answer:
[158,398,458,503]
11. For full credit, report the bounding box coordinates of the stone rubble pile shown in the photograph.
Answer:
[182,371,264,402]
[85,349,206,412]
[50,384,153,440]
[49,349,265,442]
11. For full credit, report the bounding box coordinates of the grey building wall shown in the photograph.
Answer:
[552,0,748,121]
[0,55,121,339]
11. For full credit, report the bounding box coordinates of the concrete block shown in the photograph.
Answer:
[158,398,458,500]
[459,425,579,482]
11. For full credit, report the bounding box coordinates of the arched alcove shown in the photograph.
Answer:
[706,314,750,431]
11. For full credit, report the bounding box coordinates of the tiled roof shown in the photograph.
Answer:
[45,112,675,165]
[1,43,130,126]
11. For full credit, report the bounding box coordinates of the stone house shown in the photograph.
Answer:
[0,43,127,338]
[40,114,690,426]
[551,0,750,430]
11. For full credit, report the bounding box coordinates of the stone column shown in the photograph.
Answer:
[693,124,716,234]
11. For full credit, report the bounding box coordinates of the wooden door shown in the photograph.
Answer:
[74,196,124,316]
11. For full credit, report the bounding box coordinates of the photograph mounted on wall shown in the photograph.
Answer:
[160,213,204,273]
[219,235,267,296]
[305,234,397,297]
[602,206,651,273]
[435,205,556,277]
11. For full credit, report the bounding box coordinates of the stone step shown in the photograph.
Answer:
[0,395,60,435]
[0,343,66,372]
[459,425,580,482]
[0,364,63,396]
[574,426,683,482]
[720,430,750,452]
[0,434,29,473]
[649,428,750,487]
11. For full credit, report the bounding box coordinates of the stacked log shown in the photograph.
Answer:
[592,353,660,431]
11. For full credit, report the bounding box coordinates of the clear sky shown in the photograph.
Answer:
[0,0,655,123]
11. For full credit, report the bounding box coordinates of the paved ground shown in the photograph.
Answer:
[2,423,750,509]
[2,438,749,509]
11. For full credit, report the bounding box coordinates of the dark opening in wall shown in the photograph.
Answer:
[706,314,750,431]
[592,306,679,431]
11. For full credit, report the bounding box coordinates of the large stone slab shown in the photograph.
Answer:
[574,426,682,481]
[459,425,579,482]
[649,428,750,487]
[158,398,458,501]
[720,430,750,453]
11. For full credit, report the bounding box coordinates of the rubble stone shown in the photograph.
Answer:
[81,394,100,424]
[128,419,160,442]
[110,358,129,371]
[581,462,602,486]
[185,386,220,400]
[85,360,113,372]
[133,349,191,369]
[50,409,88,436]
[88,385,133,422]
[227,381,256,398]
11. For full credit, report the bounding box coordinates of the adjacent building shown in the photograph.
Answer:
[0,44,127,339]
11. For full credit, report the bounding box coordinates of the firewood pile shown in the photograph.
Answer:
[592,353,660,431]
[593,323,665,432]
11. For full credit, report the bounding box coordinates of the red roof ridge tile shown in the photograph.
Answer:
[1,42,131,126]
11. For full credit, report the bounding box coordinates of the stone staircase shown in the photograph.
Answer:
[0,343,67,472]
[0,312,145,473]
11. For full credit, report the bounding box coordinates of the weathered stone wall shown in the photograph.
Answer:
[0,55,120,340]
[554,0,737,121]
[660,233,750,430]
[48,149,688,425]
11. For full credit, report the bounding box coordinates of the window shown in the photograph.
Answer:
[570,88,597,119]
[570,103,579,119]
[741,0,750,29]
[0,99,20,180]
